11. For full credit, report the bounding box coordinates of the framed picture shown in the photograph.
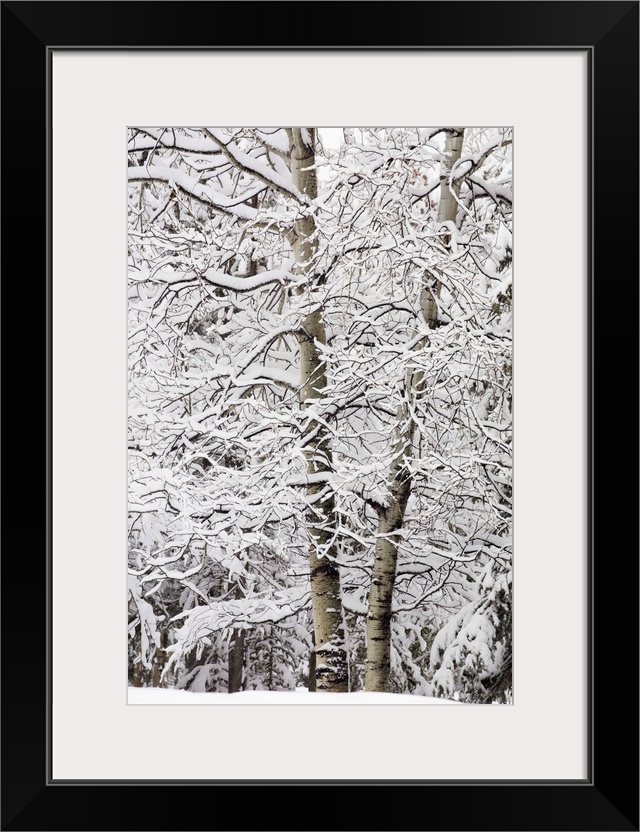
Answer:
[2,2,637,830]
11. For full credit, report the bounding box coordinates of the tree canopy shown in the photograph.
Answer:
[127,126,513,701]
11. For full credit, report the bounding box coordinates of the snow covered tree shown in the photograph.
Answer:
[127,126,512,701]
[363,128,466,691]
[429,558,512,703]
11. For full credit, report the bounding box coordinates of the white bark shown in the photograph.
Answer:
[421,128,465,328]
[290,128,348,692]
[437,129,465,230]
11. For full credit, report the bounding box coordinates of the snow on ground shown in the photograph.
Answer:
[128,686,463,705]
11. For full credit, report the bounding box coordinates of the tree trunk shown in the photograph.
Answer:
[228,583,246,693]
[289,128,348,692]
[364,408,414,691]
[131,654,143,688]
[228,628,246,693]
[420,128,465,326]
[151,627,167,688]
[364,129,465,692]
[437,129,465,232]
[308,630,317,692]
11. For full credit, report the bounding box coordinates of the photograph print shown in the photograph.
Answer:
[127,127,513,704]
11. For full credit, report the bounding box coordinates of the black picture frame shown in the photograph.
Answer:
[2,2,638,830]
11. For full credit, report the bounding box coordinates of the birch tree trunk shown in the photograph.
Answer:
[289,128,348,692]
[364,129,465,692]
[437,129,465,233]
[420,128,465,323]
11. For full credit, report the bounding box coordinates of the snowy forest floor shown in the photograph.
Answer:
[128,687,463,705]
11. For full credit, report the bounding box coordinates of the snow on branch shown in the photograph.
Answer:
[128,164,261,220]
